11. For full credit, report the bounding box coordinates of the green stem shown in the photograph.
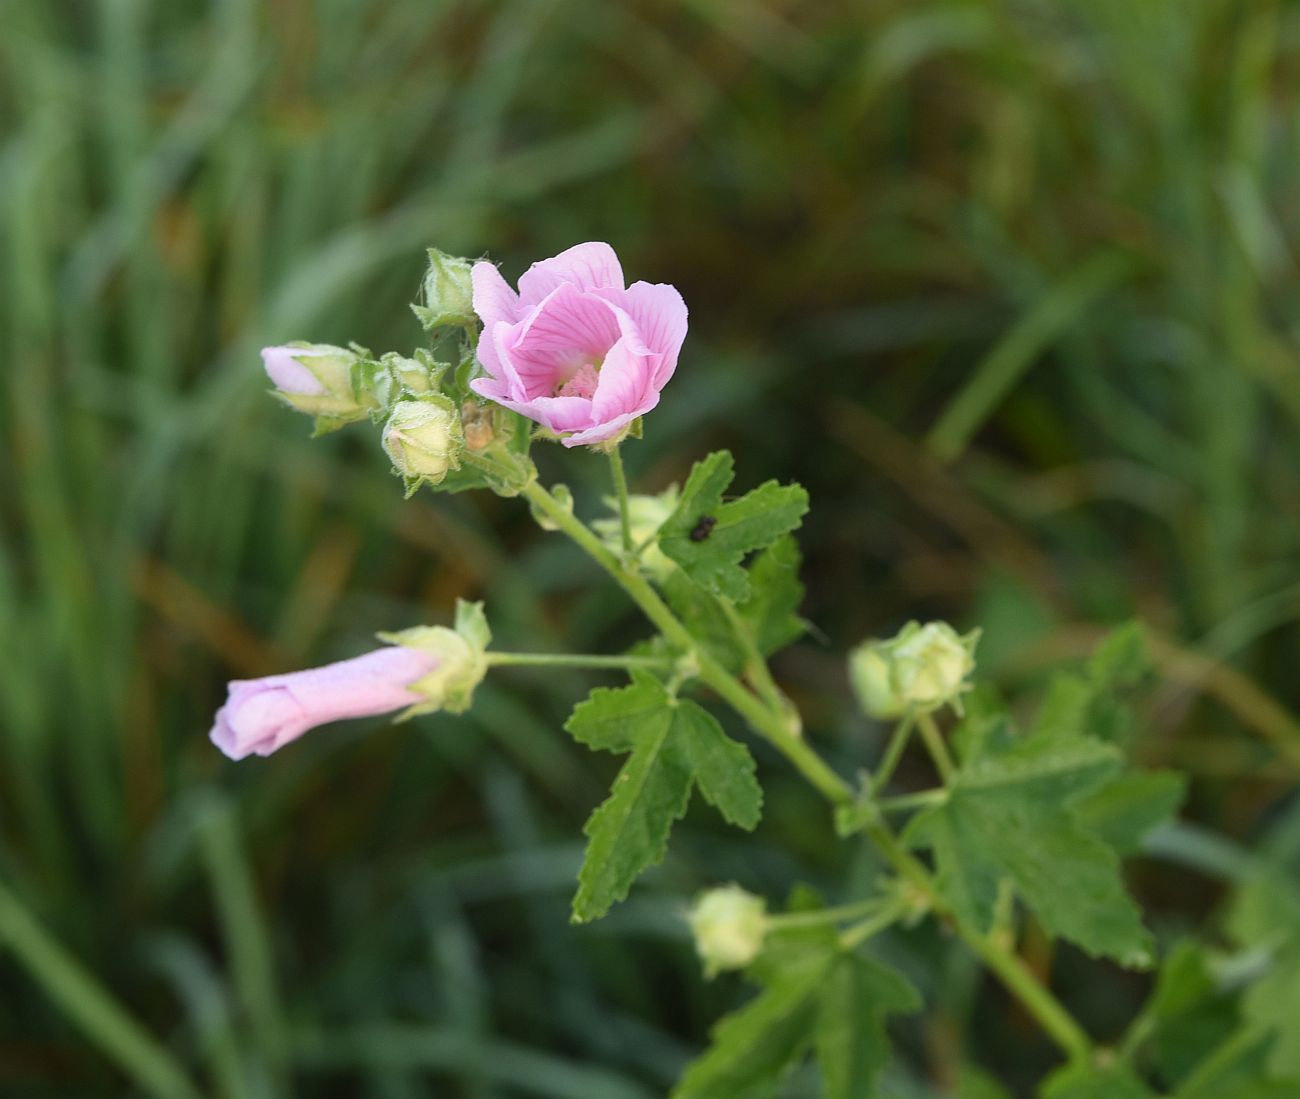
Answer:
[766,898,890,930]
[521,480,852,806]
[840,898,908,949]
[877,788,948,814]
[870,715,916,793]
[608,446,634,557]
[0,879,202,1099]
[719,597,791,722]
[916,711,957,783]
[487,651,672,671]
[521,478,1092,1065]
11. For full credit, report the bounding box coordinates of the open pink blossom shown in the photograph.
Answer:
[210,646,437,760]
[469,242,688,446]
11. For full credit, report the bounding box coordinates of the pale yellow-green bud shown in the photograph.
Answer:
[848,644,905,720]
[381,396,463,489]
[412,249,475,332]
[378,600,491,717]
[849,621,979,718]
[688,885,768,978]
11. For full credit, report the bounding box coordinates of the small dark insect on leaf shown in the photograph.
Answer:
[689,515,717,542]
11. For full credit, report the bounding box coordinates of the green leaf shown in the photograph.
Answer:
[959,1066,1014,1099]
[1040,1063,1156,1099]
[737,535,806,657]
[671,954,826,1099]
[1240,950,1300,1079]
[1087,620,1150,689]
[676,700,763,830]
[904,729,1153,965]
[1072,769,1186,855]
[815,953,921,1099]
[658,451,809,601]
[673,924,918,1099]
[565,677,763,922]
[565,674,670,754]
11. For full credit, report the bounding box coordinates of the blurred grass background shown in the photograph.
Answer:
[3,0,1300,1095]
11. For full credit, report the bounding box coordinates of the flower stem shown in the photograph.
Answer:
[608,446,634,557]
[876,788,948,814]
[487,651,672,671]
[766,897,891,930]
[916,711,957,783]
[840,897,909,949]
[519,478,1092,1066]
[870,715,916,793]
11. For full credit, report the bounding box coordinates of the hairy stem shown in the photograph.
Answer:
[917,711,957,783]
[608,446,634,556]
[488,651,672,671]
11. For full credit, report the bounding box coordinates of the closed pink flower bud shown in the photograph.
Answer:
[469,242,688,447]
[210,646,438,761]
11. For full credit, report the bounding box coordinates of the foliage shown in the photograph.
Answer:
[3,1,1300,1097]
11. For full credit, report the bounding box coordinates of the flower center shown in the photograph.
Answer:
[554,360,600,399]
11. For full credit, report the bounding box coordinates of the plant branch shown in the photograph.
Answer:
[521,478,1093,1066]
[608,446,634,557]
[487,651,672,671]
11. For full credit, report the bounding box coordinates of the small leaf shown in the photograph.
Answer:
[1040,1063,1156,1099]
[572,716,691,923]
[1087,620,1150,689]
[565,674,670,754]
[738,535,806,657]
[676,700,762,830]
[905,729,1153,964]
[1073,769,1186,855]
[659,451,809,601]
[565,677,764,921]
[671,956,827,1099]
[815,953,921,1099]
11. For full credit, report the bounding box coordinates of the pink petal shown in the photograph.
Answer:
[517,242,625,309]
[596,281,688,389]
[262,346,325,395]
[561,407,650,448]
[505,284,623,401]
[480,392,594,434]
[590,335,658,424]
[211,646,436,761]
[472,262,520,329]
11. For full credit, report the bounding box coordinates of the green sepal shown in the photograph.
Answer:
[378,599,491,718]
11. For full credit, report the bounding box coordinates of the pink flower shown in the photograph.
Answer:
[210,646,438,761]
[469,242,688,447]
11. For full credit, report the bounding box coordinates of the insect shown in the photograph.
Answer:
[689,515,717,542]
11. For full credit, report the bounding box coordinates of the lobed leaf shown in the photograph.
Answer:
[565,676,763,921]
[658,451,809,601]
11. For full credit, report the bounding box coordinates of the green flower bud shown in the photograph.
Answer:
[850,621,979,718]
[373,349,450,405]
[378,600,491,717]
[688,885,768,978]
[848,645,905,720]
[382,395,463,491]
[412,248,475,332]
[262,343,379,430]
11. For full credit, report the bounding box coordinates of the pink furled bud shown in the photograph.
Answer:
[210,646,438,761]
[260,342,377,429]
[469,242,688,447]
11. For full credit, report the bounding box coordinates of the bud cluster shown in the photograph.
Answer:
[261,249,536,498]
